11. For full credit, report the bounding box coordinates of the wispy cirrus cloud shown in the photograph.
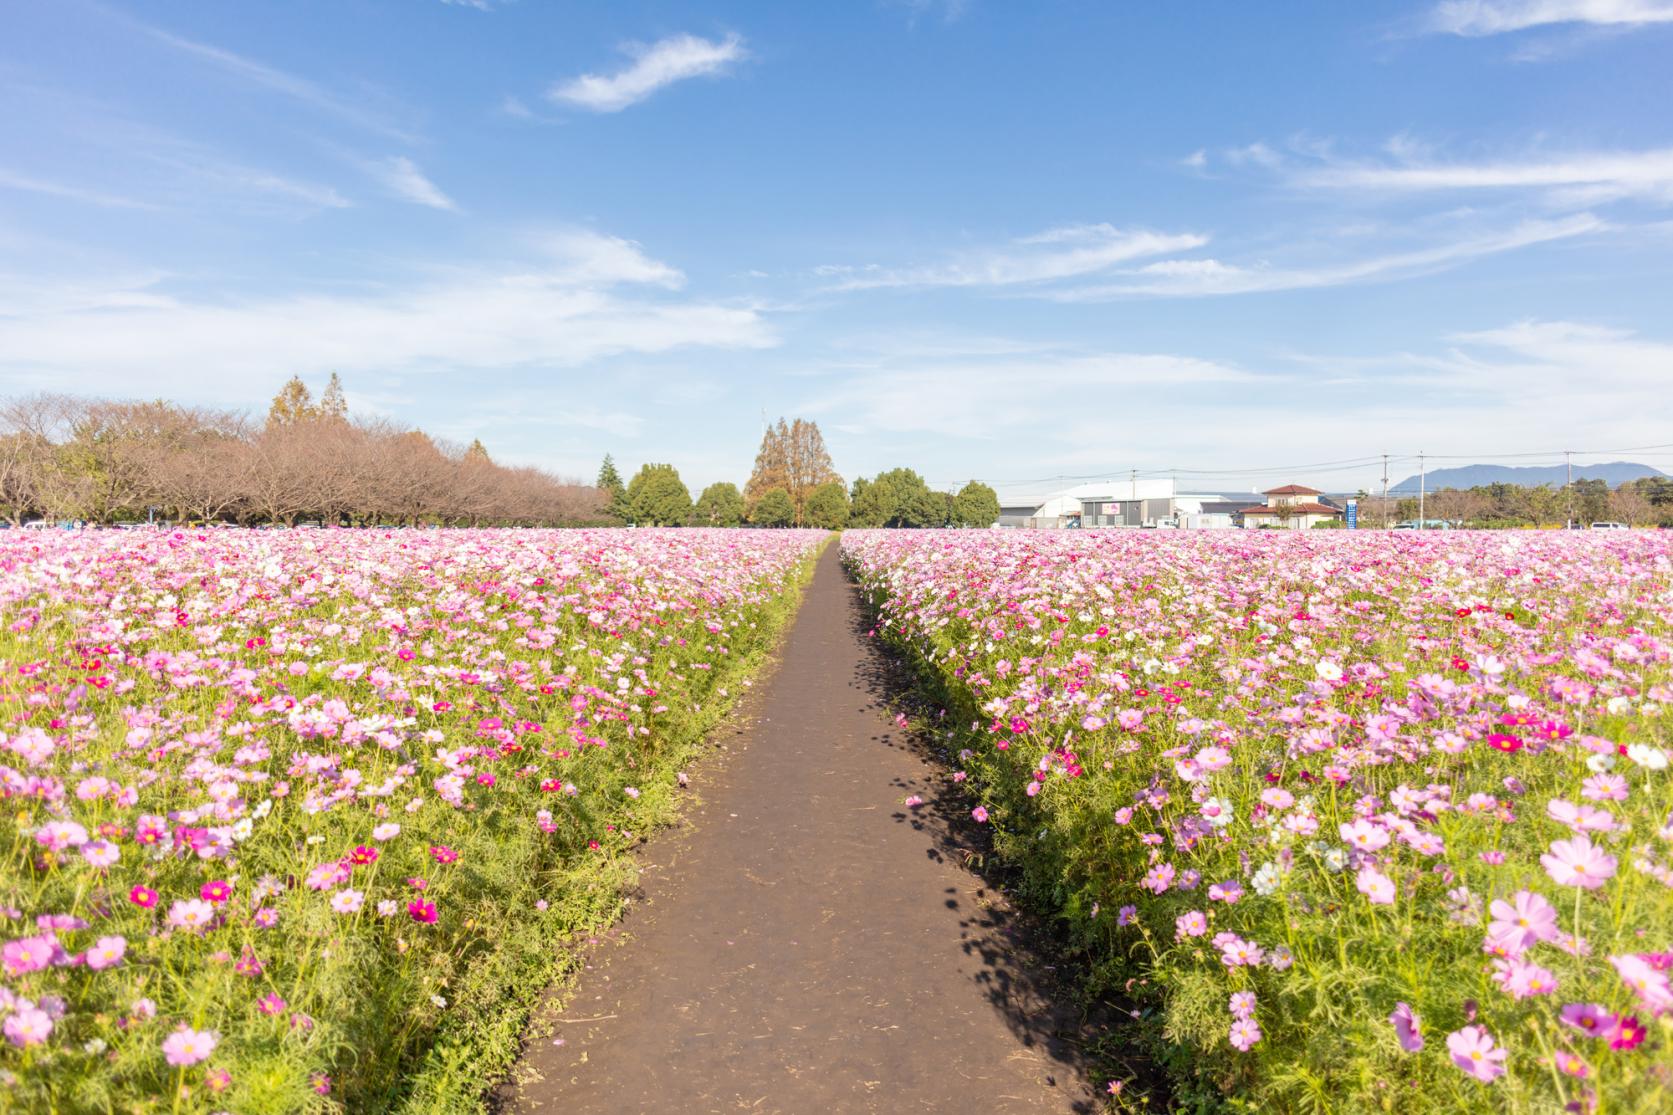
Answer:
[821,224,1208,291]
[370,157,457,211]
[548,33,747,113]
[1425,0,1673,35]
[0,168,159,210]
[1292,146,1673,205]
[140,23,417,141]
[1043,214,1605,300]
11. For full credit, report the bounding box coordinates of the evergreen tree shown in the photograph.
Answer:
[596,454,627,520]
[750,487,795,527]
[464,439,491,464]
[624,463,692,526]
[319,372,349,421]
[267,376,316,428]
[692,481,747,526]
[950,480,1001,527]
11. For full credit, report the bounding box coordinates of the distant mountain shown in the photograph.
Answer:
[1390,461,1665,493]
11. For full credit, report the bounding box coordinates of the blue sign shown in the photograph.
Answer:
[1346,500,1358,530]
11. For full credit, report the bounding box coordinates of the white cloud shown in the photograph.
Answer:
[1293,146,1673,205]
[0,232,771,393]
[1046,214,1604,299]
[548,33,746,113]
[826,224,1209,291]
[0,168,158,210]
[1426,0,1673,35]
[372,156,457,211]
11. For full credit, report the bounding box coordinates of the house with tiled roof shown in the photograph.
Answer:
[1235,484,1345,529]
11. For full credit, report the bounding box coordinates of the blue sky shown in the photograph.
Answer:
[3,0,1672,500]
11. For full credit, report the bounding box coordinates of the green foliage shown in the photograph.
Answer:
[596,454,627,520]
[803,480,850,529]
[750,486,795,527]
[624,463,692,526]
[950,480,1001,528]
[692,481,747,526]
[848,468,946,528]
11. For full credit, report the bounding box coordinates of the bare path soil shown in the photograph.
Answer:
[502,544,1103,1114]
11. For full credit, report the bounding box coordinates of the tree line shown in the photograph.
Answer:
[596,418,1001,529]
[0,379,606,526]
[1356,477,1673,528]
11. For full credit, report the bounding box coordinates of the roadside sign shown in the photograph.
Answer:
[1346,500,1358,530]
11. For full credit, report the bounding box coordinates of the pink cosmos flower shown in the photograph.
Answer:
[1486,890,1559,954]
[85,935,127,971]
[1228,1018,1261,1051]
[1116,905,1137,927]
[2,935,56,976]
[3,1008,52,1048]
[407,899,438,924]
[1446,1025,1507,1082]
[1356,866,1396,905]
[1609,954,1673,1013]
[1389,1002,1423,1052]
[1492,957,1558,999]
[1141,864,1176,894]
[331,889,365,915]
[1554,1051,1590,1079]
[1340,820,1390,853]
[1229,991,1256,1020]
[1558,1002,1614,1038]
[129,885,158,909]
[1208,880,1244,904]
[1540,835,1617,889]
[161,1026,218,1066]
[1175,911,1208,939]
[256,993,287,1016]
[971,806,989,823]
[165,899,216,932]
[372,823,401,841]
[200,880,232,905]
[81,840,120,869]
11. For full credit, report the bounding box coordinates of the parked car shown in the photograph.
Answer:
[1589,521,1629,530]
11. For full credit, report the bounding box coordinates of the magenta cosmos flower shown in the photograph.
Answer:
[1540,835,1617,889]
[407,899,438,924]
[1389,1002,1423,1052]
[161,1026,218,1066]
[1446,1025,1507,1082]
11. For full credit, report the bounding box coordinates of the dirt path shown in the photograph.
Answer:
[503,544,1101,1114]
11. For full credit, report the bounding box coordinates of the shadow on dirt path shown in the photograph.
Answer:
[500,544,1109,1114]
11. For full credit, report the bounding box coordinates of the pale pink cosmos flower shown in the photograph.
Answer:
[164,899,216,933]
[161,1026,218,1066]
[1486,890,1559,954]
[330,889,365,915]
[1559,1002,1614,1038]
[81,840,120,869]
[1389,1002,1423,1052]
[1540,835,1617,889]
[1546,798,1616,834]
[1229,991,1256,1019]
[1339,820,1390,853]
[85,935,127,971]
[371,823,401,841]
[1446,1025,1507,1082]
[1356,866,1396,905]
[971,806,989,823]
[1175,911,1208,939]
[1228,1018,1261,1051]
[3,1008,52,1048]
[1492,957,1558,999]
[1609,954,1673,1013]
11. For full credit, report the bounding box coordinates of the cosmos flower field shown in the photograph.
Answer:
[844,529,1673,1113]
[0,527,823,1113]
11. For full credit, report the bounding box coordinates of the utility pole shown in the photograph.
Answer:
[1418,452,1426,530]
[1380,454,1389,529]
[1565,450,1573,529]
